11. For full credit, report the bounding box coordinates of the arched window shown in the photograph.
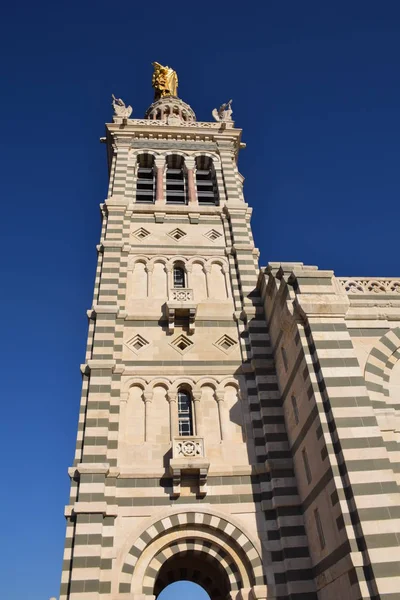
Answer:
[173,265,186,288]
[166,155,187,204]
[195,156,219,206]
[136,154,155,203]
[177,389,193,436]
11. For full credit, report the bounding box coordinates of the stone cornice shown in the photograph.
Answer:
[105,120,243,156]
[104,197,229,214]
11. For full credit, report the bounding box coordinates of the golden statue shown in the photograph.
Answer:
[152,62,178,100]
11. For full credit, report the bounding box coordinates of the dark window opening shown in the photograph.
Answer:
[166,155,187,204]
[136,154,155,203]
[178,389,193,436]
[173,266,186,288]
[195,156,219,206]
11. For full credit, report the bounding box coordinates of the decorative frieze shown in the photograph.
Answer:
[338,277,400,294]
[113,118,234,129]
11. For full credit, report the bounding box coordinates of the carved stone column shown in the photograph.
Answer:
[185,158,197,205]
[222,265,231,298]
[192,391,203,436]
[203,265,211,298]
[215,391,228,442]
[185,263,192,289]
[155,157,166,204]
[145,264,153,297]
[143,391,153,442]
[165,264,173,299]
[167,391,178,440]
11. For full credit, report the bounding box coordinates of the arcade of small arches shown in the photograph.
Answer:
[120,377,242,444]
[131,151,221,206]
[144,96,196,123]
[116,509,267,599]
[127,256,231,302]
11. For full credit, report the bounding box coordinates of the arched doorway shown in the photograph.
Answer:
[158,581,210,599]
[154,549,231,599]
[118,509,266,598]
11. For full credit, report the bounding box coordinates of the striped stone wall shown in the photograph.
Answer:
[259,263,400,599]
[60,117,280,599]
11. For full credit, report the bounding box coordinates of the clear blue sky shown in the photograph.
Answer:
[1,2,400,599]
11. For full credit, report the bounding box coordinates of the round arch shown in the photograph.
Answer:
[364,327,400,406]
[117,508,265,597]
[192,151,220,163]
[164,150,189,159]
[148,377,171,391]
[218,377,240,392]
[194,377,218,393]
[170,377,196,393]
[130,149,160,159]
[150,540,236,599]
[167,256,188,268]
[206,258,229,269]
[121,376,148,394]
[149,256,168,267]
[128,255,149,270]
[187,257,206,268]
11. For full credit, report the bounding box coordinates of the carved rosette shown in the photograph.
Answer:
[176,439,203,457]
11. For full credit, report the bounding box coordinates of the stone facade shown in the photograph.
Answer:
[59,92,400,599]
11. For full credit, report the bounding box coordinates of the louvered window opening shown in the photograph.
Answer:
[196,156,219,206]
[136,155,155,203]
[166,167,187,204]
[196,168,218,205]
[178,390,193,436]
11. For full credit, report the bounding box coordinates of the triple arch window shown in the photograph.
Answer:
[135,154,219,206]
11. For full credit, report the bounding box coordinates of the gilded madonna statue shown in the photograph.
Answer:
[152,61,178,100]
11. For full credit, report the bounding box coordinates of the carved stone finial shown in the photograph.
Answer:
[111,94,133,118]
[212,99,233,122]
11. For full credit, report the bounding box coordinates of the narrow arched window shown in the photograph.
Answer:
[136,154,155,203]
[166,155,187,204]
[173,265,185,288]
[195,156,219,206]
[178,389,193,436]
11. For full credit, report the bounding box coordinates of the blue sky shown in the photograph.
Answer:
[1,2,400,599]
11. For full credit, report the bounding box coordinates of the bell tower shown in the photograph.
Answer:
[60,64,326,600]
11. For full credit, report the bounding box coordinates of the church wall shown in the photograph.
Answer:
[260,264,400,599]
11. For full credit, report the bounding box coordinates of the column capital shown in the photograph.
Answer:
[143,391,153,403]
[167,391,178,403]
[154,157,166,168]
[192,391,202,402]
[184,157,196,170]
[215,391,225,403]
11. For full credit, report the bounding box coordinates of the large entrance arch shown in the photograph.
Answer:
[117,509,267,599]
[154,547,231,599]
